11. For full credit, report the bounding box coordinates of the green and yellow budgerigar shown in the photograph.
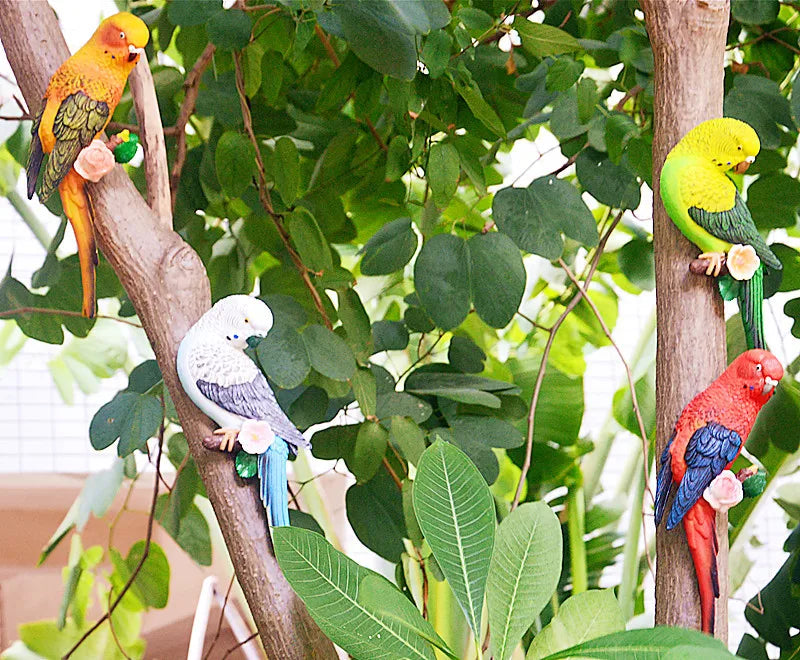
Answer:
[660,117,782,349]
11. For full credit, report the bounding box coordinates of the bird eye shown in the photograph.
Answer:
[738,145,742,150]
[119,31,125,39]
[233,334,239,339]
[244,318,249,323]
[226,335,231,341]
[756,364,762,372]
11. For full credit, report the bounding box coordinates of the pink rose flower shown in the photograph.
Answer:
[703,470,743,513]
[238,419,275,455]
[73,139,115,182]
[727,244,760,281]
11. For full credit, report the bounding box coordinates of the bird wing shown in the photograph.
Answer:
[665,422,742,530]
[688,191,781,270]
[654,430,675,527]
[196,373,309,452]
[26,104,45,199]
[37,91,109,201]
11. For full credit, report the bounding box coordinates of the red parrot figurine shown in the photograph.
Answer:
[655,348,783,634]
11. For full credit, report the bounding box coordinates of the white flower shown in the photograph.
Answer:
[238,420,275,455]
[727,244,760,281]
[703,470,743,513]
[73,139,115,182]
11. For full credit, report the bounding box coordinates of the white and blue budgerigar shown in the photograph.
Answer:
[177,295,309,527]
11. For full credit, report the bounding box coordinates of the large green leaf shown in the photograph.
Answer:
[359,217,419,276]
[537,627,734,659]
[487,502,562,660]
[493,176,598,260]
[302,324,356,381]
[215,131,256,198]
[330,0,450,80]
[414,234,471,330]
[412,441,495,636]
[526,589,625,659]
[467,232,525,328]
[428,142,461,208]
[346,469,406,562]
[513,17,581,57]
[273,526,447,659]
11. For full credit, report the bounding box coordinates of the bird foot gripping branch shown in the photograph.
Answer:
[25,12,149,319]
[177,295,310,529]
[655,349,783,634]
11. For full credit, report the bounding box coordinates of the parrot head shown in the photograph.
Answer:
[670,117,760,175]
[203,295,274,351]
[730,348,783,402]
[93,12,150,67]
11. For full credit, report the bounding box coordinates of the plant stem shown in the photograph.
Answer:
[618,452,645,619]
[7,188,50,249]
[566,481,588,595]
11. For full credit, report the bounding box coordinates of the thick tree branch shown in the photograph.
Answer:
[641,0,730,641]
[0,4,334,656]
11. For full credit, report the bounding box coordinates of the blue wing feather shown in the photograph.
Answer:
[665,422,742,530]
[196,374,309,452]
[654,433,674,526]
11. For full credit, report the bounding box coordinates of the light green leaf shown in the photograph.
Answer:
[352,420,388,482]
[413,441,495,636]
[273,526,439,659]
[215,132,257,198]
[526,589,625,659]
[302,324,356,381]
[513,17,581,57]
[488,502,562,660]
[537,626,733,659]
[391,416,427,466]
[286,208,332,272]
[428,142,461,208]
[454,77,506,137]
[273,136,301,205]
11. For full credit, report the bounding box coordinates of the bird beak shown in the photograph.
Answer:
[128,44,145,62]
[762,376,779,396]
[733,155,755,175]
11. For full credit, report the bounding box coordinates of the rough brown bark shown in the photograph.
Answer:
[641,0,730,642]
[0,2,335,657]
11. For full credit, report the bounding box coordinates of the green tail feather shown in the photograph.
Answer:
[738,263,765,350]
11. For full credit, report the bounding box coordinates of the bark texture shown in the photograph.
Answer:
[641,0,731,642]
[0,2,335,657]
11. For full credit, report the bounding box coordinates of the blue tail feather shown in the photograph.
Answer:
[257,437,290,527]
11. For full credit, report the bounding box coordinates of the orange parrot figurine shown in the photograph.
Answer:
[26,12,149,318]
[655,349,783,634]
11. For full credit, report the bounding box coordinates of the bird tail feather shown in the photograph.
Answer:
[684,500,718,634]
[258,437,290,527]
[738,262,765,350]
[58,169,97,318]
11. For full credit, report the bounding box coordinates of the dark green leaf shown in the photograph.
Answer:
[118,395,163,457]
[448,336,486,374]
[391,416,427,466]
[372,320,410,352]
[273,136,301,205]
[467,232,525,328]
[346,469,405,561]
[206,8,252,50]
[168,0,222,26]
[513,17,581,57]
[422,30,452,79]
[414,234,471,330]
[287,208,332,272]
[257,325,310,389]
[732,0,779,25]
[618,238,655,290]
[747,173,800,230]
[493,176,599,260]
[576,148,641,210]
[360,217,418,276]
[546,58,584,92]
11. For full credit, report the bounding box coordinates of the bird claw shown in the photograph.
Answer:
[213,428,240,452]
[698,252,725,277]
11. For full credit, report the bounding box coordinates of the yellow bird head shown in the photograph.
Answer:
[91,12,150,67]
[669,117,760,174]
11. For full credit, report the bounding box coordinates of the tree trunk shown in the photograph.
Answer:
[641,0,730,642]
[0,2,336,657]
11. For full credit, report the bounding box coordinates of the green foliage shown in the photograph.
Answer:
[10,0,800,654]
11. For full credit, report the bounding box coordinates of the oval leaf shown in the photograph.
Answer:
[360,217,419,276]
[413,440,495,636]
[302,324,356,381]
[467,232,525,328]
[215,132,256,198]
[414,234,471,330]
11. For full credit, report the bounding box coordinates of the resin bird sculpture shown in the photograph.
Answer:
[660,117,782,349]
[177,295,309,527]
[655,349,783,634]
[26,12,149,318]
